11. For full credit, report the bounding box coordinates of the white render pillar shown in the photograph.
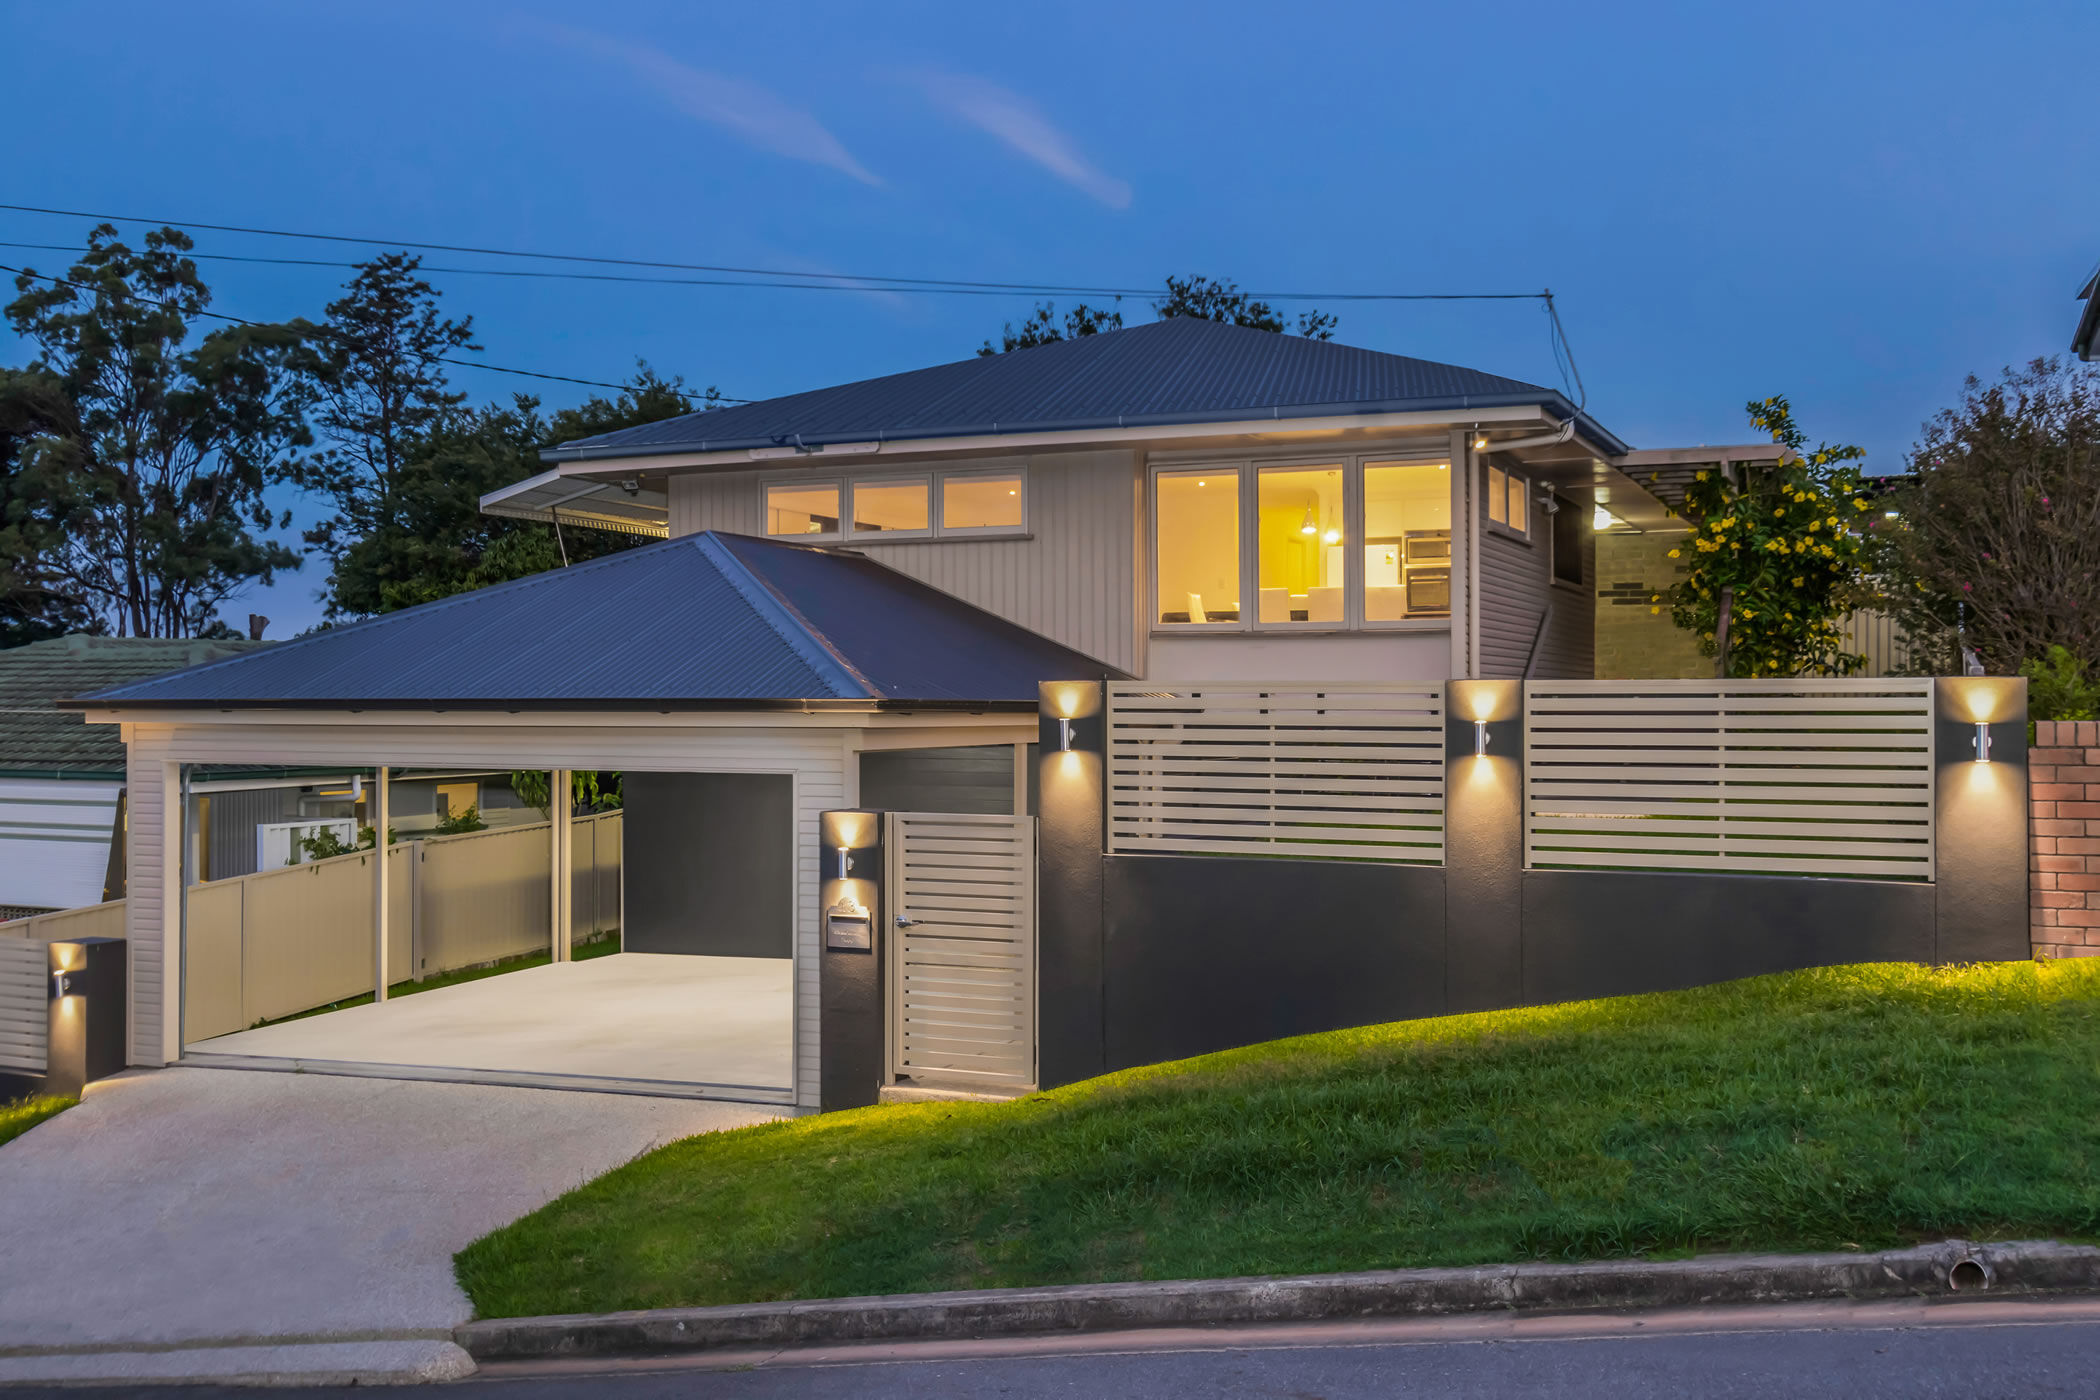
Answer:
[550,769,573,962]
[372,766,390,1002]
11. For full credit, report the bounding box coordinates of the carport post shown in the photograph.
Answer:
[550,769,572,962]
[372,766,390,1003]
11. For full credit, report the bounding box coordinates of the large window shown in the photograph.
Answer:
[1156,468,1241,624]
[1363,461,1452,621]
[764,467,1026,542]
[1155,456,1451,629]
[1256,466,1345,624]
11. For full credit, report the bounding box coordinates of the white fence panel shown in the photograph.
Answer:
[0,934,47,1074]
[1524,679,1936,882]
[1107,682,1446,865]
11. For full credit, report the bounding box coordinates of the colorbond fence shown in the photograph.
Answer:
[182,812,622,1042]
[1106,682,1447,865]
[1523,680,1936,881]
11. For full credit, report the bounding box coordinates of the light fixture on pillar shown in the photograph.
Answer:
[49,968,76,1000]
[1974,721,1992,763]
[1474,718,1490,758]
[836,844,853,879]
[1057,717,1074,753]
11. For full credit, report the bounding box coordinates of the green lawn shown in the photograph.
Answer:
[456,959,2100,1319]
[259,931,620,1026]
[0,1095,75,1148]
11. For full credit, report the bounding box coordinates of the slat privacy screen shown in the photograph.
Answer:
[1524,680,1936,881]
[1107,682,1446,864]
[0,934,48,1074]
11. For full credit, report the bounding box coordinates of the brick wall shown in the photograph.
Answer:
[1593,530,1710,679]
[2031,719,2100,959]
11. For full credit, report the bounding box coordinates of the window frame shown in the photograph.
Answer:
[1149,451,1454,635]
[757,463,1031,544]
[763,477,845,542]
[935,466,1030,538]
[1485,462,1534,542]
[848,472,934,541]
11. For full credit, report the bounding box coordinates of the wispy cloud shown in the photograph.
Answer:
[910,70,1132,209]
[540,23,881,187]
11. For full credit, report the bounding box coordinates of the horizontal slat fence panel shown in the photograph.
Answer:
[1107,682,1446,865]
[1524,679,1935,882]
[0,933,47,1074]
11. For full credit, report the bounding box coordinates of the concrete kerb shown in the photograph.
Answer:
[457,1238,2100,1362]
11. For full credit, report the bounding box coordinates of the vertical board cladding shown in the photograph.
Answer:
[668,450,1139,673]
[116,717,845,1109]
[1477,503,1592,679]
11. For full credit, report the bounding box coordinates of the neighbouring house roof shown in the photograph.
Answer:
[72,533,1126,712]
[0,635,268,777]
[538,316,1632,463]
[2075,264,2100,362]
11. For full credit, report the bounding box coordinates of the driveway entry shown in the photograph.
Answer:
[0,1066,775,1386]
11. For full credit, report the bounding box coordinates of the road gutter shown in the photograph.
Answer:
[458,1238,2100,1362]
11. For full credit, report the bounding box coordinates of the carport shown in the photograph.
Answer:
[75,532,1118,1110]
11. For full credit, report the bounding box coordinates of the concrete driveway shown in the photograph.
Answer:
[0,1067,776,1386]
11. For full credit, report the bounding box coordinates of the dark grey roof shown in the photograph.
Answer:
[0,636,267,776]
[542,316,1629,461]
[72,533,1124,711]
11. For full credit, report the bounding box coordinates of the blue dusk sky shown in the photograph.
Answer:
[3,0,2096,634]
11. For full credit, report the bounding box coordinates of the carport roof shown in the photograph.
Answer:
[70,532,1125,711]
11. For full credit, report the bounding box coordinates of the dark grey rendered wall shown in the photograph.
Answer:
[1101,857,1445,1072]
[623,772,793,957]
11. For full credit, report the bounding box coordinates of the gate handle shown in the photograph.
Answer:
[895,916,917,927]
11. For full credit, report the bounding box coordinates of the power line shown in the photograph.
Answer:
[0,201,1549,304]
[0,261,749,399]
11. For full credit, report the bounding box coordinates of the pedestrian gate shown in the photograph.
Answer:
[884,811,1037,1091]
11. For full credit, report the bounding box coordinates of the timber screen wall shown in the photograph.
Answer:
[1106,682,1446,865]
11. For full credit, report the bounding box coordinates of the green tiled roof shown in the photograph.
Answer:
[0,635,269,776]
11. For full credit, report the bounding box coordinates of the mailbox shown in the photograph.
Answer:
[825,896,873,952]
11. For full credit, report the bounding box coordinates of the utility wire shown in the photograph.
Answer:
[0,261,750,398]
[0,201,1548,304]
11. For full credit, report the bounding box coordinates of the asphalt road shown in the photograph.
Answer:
[22,1296,2100,1398]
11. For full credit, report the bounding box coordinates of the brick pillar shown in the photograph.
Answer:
[2032,719,2100,959]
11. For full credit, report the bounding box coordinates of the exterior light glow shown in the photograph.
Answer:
[1057,717,1074,753]
[1473,435,1488,451]
[1474,718,1490,758]
[1974,721,1992,764]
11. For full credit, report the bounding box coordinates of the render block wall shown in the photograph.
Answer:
[1593,529,1708,679]
[2031,719,2100,960]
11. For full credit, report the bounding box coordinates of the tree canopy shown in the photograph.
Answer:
[979,274,1334,355]
[0,225,307,638]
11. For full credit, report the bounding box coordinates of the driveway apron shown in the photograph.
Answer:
[0,1067,775,1386]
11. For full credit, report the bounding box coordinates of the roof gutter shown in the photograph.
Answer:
[63,696,1048,715]
[536,394,1634,469]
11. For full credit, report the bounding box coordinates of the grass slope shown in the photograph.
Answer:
[0,1095,75,1149]
[457,960,2100,1319]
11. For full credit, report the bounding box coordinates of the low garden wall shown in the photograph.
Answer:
[2032,719,2100,960]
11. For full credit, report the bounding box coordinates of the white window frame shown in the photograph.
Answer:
[1486,462,1533,542]
[758,464,1030,544]
[935,466,1030,538]
[763,477,844,542]
[848,473,934,541]
[1149,452,1454,635]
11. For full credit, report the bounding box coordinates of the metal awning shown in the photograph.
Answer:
[480,468,669,537]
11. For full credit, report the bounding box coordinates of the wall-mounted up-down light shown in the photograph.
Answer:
[1057,717,1074,753]
[1974,721,1992,764]
[1474,718,1490,758]
[50,968,76,1000]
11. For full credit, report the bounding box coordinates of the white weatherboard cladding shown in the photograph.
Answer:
[121,717,850,1110]
[667,450,1139,673]
[1523,679,1937,881]
[0,778,121,910]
